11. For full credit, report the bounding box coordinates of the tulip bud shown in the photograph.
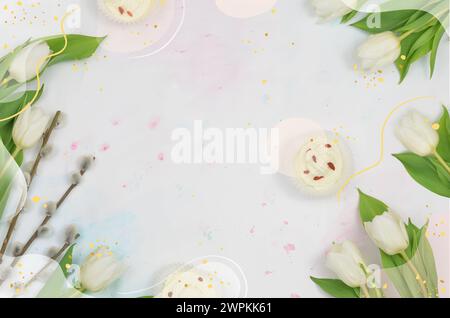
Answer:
[7,41,51,83]
[364,211,409,255]
[395,110,439,157]
[80,246,125,292]
[357,31,401,70]
[325,240,367,288]
[311,0,356,21]
[12,107,50,149]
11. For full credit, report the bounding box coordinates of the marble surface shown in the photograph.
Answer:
[0,0,449,297]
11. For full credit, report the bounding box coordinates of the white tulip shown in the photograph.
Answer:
[80,246,125,292]
[325,240,366,288]
[357,31,401,70]
[311,0,357,21]
[395,110,439,157]
[8,41,51,83]
[364,211,409,255]
[12,107,50,149]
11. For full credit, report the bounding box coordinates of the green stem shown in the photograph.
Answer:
[400,251,429,298]
[433,149,450,174]
[362,263,383,298]
[360,284,370,298]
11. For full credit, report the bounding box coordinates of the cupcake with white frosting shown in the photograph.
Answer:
[157,268,218,298]
[293,133,352,196]
[97,0,155,24]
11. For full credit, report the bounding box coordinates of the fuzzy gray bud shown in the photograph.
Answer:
[0,267,12,281]
[79,155,95,172]
[55,112,66,129]
[47,246,59,258]
[65,225,79,244]
[40,144,53,158]
[44,201,57,216]
[12,242,23,257]
[37,226,52,238]
[71,172,82,185]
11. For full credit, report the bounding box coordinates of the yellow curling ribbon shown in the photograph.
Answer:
[337,95,437,201]
[0,11,72,123]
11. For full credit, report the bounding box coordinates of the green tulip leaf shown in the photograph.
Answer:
[44,34,106,67]
[341,10,358,24]
[408,27,436,55]
[436,106,450,162]
[380,221,438,298]
[430,23,445,78]
[0,87,44,128]
[352,10,416,34]
[310,277,361,298]
[358,189,388,223]
[0,138,21,220]
[393,153,450,197]
[395,29,433,83]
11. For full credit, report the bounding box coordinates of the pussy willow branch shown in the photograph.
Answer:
[0,111,61,264]
[10,168,86,268]
[24,234,79,289]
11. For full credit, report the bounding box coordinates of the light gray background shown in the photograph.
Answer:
[0,0,448,297]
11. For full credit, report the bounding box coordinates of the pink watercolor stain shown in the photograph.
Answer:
[70,142,79,151]
[283,243,296,254]
[157,153,165,161]
[111,120,120,126]
[100,143,110,152]
[249,226,255,234]
[148,118,160,130]
[283,220,289,225]
[290,293,300,298]
[264,271,273,276]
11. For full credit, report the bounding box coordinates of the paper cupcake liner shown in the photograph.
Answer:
[97,0,155,25]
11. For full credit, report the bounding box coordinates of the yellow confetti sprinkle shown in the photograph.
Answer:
[89,243,95,249]
[432,123,440,130]
[31,196,41,203]
[208,284,213,288]
[261,80,268,85]
[400,55,406,60]
[65,264,71,269]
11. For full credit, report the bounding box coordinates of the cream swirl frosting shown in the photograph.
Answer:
[158,269,218,298]
[98,0,154,23]
[294,135,345,193]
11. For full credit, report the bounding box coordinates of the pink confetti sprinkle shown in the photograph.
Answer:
[148,118,160,130]
[111,120,120,126]
[283,243,296,254]
[261,202,267,207]
[283,220,289,225]
[70,142,79,151]
[249,226,255,234]
[264,271,273,276]
[157,153,165,161]
[100,143,110,152]
[121,184,127,188]
[290,293,300,298]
